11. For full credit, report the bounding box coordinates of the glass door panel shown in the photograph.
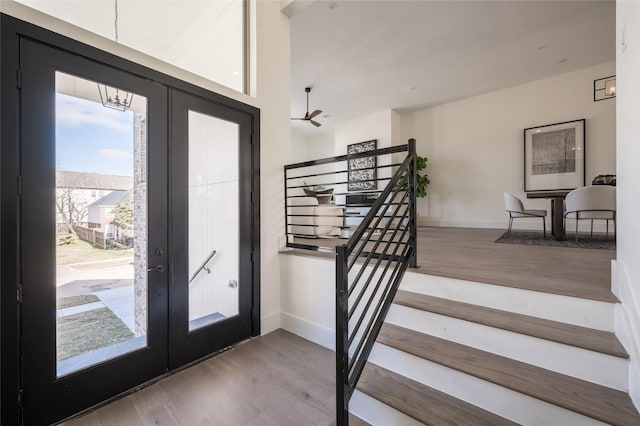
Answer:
[54,72,148,376]
[169,90,255,369]
[188,111,239,331]
[20,38,168,425]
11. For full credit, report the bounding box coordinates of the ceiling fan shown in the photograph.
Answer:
[292,87,322,127]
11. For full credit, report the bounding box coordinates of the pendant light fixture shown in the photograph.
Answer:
[97,0,134,112]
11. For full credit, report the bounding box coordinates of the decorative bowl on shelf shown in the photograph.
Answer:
[304,188,334,204]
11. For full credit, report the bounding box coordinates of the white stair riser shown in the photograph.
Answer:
[400,271,615,331]
[350,390,425,426]
[386,305,628,391]
[369,343,610,426]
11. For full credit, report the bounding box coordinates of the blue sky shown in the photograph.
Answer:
[56,93,135,177]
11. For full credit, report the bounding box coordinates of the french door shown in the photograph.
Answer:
[17,37,257,425]
[169,91,255,368]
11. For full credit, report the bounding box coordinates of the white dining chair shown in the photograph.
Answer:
[564,186,616,241]
[504,192,547,238]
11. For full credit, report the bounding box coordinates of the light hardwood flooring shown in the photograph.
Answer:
[290,226,617,302]
[414,227,616,302]
[64,227,616,425]
[61,330,339,426]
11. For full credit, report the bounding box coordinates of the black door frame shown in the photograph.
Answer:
[0,14,260,425]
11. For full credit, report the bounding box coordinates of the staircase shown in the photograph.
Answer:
[348,271,640,425]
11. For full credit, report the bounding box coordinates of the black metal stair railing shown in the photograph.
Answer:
[335,139,417,426]
[282,139,417,425]
[284,143,413,253]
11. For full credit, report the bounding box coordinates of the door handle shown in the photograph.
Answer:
[147,264,165,273]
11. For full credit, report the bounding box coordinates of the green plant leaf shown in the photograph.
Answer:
[397,154,429,198]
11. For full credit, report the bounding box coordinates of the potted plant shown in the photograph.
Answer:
[400,155,430,197]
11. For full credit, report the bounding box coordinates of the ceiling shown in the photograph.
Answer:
[289,0,615,137]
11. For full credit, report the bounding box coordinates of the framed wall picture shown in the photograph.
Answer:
[347,139,377,191]
[594,75,616,101]
[524,119,585,192]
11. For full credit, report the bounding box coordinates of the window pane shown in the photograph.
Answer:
[17,0,246,93]
[188,110,239,331]
[55,71,147,376]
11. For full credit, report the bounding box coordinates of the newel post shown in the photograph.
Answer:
[335,244,350,425]
[408,138,418,268]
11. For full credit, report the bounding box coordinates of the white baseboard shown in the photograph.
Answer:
[417,217,506,229]
[260,311,281,335]
[280,311,335,351]
[612,260,640,410]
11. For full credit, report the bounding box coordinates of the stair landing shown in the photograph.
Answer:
[414,227,617,302]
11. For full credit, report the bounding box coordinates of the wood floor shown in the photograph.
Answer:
[290,226,617,302]
[61,330,342,426]
[414,227,616,302]
[63,227,618,425]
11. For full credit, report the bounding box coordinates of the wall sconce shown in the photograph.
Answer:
[594,75,616,101]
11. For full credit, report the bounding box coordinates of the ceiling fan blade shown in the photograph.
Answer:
[310,120,322,127]
[308,109,323,119]
[291,117,306,120]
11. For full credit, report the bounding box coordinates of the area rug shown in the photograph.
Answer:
[56,307,134,361]
[495,231,615,250]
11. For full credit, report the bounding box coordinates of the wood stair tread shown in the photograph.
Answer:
[357,362,518,426]
[394,290,628,358]
[378,323,640,426]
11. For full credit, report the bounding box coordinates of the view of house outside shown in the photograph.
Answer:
[55,72,147,376]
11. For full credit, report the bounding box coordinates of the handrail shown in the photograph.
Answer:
[285,144,409,170]
[188,249,217,284]
[335,139,417,425]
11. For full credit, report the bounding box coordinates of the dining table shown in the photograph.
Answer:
[526,190,571,241]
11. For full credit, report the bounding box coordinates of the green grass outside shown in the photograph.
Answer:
[57,238,134,266]
[56,307,134,361]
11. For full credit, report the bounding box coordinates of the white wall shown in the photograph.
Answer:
[288,131,337,163]
[1,0,291,335]
[287,132,336,195]
[290,132,310,163]
[280,254,336,349]
[253,0,291,334]
[281,110,409,344]
[335,109,396,154]
[614,0,640,409]
[401,61,616,229]
[308,132,336,160]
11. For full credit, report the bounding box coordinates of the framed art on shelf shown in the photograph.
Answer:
[524,119,585,192]
[347,139,377,191]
